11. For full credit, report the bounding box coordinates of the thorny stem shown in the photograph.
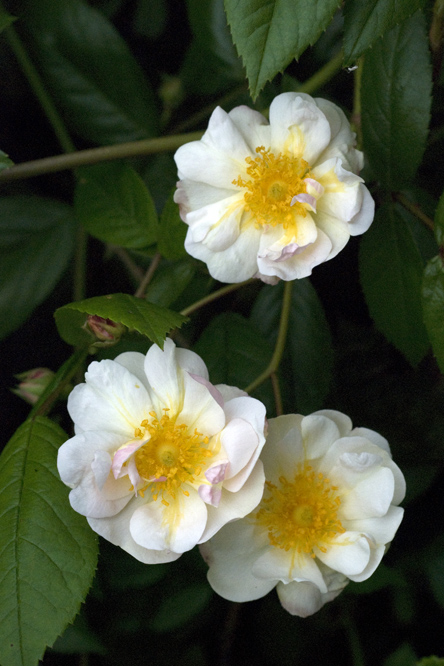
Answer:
[0,51,344,183]
[180,279,255,317]
[395,192,435,231]
[134,252,162,298]
[244,281,293,394]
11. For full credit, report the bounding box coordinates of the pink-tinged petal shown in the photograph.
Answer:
[200,460,265,543]
[301,413,342,460]
[269,93,331,164]
[88,496,182,564]
[277,581,323,617]
[67,359,151,436]
[315,533,371,576]
[111,440,145,479]
[253,547,327,591]
[258,226,332,281]
[130,488,207,553]
[202,520,276,602]
[205,462,229,484]
[189,374,225,408]
[304,178,324,196]
[346,505,404,545]
[198,484,222,507]
[91,450,112,490]
[291,193,317,211]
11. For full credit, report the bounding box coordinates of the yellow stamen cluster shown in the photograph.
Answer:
[233,146,312,228]
[133,410,212,505]
[255,462,345,558]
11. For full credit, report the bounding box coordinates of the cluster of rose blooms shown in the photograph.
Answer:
[58,93,405,617]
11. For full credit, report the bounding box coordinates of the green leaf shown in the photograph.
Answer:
[55,294,188,349]
[75,163,158,250]
[343,0,425,64]
[224,0,340,99]
[194,312,275,411]
[23,0,158,145]
[433,187,444,247]
[0,8,16,32]
[0,196,75,341]
[250,280,333,414]
[0,417,98,666]
[149,584,212,633]
[157,190,188,260]
[0,148,14,172]
[145,260,196,307]
[361,11,432,191]
[422,255,444,373]
[359,202,429,366]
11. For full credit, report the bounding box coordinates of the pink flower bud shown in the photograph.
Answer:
[12,368,55,405]
[86,315,125,346]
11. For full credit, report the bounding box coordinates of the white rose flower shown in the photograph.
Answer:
[57,339,266,564]
[174,92,374,284]
[200,410,405,616]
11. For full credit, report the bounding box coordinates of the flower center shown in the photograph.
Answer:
[233,146,312,228]
[133,410,212,505]
[255,462,345,557]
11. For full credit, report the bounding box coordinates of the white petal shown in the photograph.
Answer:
[260,415,304,484]
[68,360,151,436]
[202,105,258,163]
[253,547,327,592]
[346,505,404,545]
[276,580,324,617]
[348,185,375,236]
[175,344,210,380]
[114,351,149,389]
[186,220,261,283]
[227,105,271,153]
[130,487,207,553]
[202,520,276,602]
[350,427,390,453]
[215,384,247,402]
[257,226,332,280]
[314,98,362,173]
[312,410,353,437]
[174,179,239,218]
[178,371,226,436]
[91,450,113,490]
[174,138,242,189]
[69,472,131,518]
[198,483,222,507]
[315,532,371,575]
[301,414,341,460]
[313,210,350,260]
[87,497,181,564]
[200,460,265,543]
[347,544,385,582]
[269,93,331,164]
[185,193,244,248]
[58,430,128,488]
[339,467,395,520]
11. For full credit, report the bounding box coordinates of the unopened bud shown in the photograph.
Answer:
[86,315,126,346]
[12,367,55,405]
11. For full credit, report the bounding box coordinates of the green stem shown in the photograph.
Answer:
[395,192,434,231]
[180,279,255,317]
[134,252,162,298]
[270,371,283,416]
[351,57,363,150]
[298,50,344,97]
[0,131,204,183]
[244,281,293,394]
[4,22,75,154]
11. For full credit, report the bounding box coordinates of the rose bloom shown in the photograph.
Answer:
[201,410,405,617]
[57,339,266,563]
[174,92,374,284]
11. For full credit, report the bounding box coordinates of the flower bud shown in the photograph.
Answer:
[12,368,55,405]
[86,315,125,346]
